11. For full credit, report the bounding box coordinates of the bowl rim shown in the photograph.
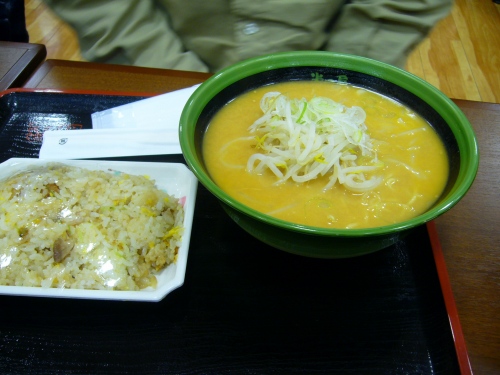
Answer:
[180,51,479,237]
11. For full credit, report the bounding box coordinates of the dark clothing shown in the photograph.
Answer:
[0,0,29,42]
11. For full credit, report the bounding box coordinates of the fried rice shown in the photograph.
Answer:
[0,163,184,291]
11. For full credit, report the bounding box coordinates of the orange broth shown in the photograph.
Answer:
[203,81,449,229]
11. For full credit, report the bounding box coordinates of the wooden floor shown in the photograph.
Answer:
[25,0,500,104]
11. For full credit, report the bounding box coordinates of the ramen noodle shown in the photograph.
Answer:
[203,81,448,229]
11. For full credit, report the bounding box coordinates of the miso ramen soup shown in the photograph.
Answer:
[203,81,449,229]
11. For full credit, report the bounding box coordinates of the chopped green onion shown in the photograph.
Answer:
[297,102,307,124]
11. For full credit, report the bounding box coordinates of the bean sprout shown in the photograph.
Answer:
[247,92,383,192]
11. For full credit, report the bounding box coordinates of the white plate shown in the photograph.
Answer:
[0,158,198,302]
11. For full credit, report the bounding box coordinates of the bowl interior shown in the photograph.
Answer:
[180,52,478,239]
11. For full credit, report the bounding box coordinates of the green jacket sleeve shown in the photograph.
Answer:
[43,0,209,72]
[325,0,453,68]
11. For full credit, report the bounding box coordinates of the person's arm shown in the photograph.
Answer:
[326,0,453,68]
[43,0,209,71]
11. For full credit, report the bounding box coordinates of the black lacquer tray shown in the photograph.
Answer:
[0,89,470,374]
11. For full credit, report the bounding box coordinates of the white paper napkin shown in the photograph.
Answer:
[39,128,181,159]
[91,84,200,130]
[39,84,201,159]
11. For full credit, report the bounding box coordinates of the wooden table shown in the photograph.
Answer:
[23,59,210,94]
[0,42,46,91]
[17,60,500,374]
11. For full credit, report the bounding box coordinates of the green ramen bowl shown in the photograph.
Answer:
[179,51,479,258]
